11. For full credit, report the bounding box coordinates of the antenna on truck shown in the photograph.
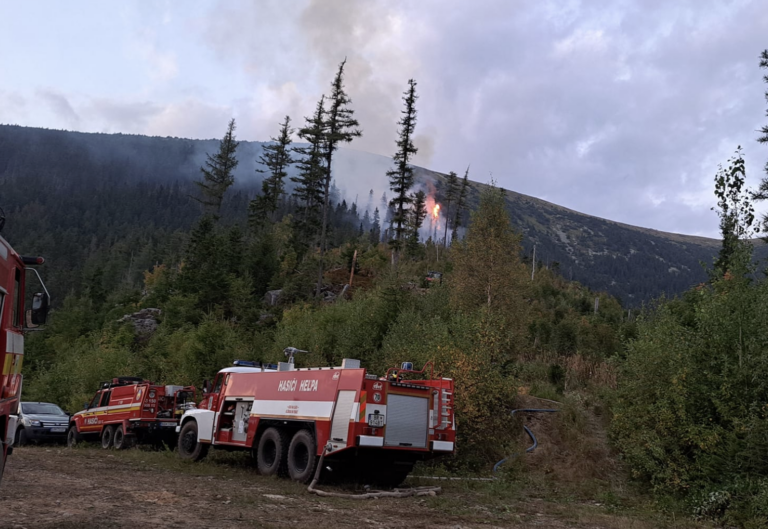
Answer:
[284,347,309,364]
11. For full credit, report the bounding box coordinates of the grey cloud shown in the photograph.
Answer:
[403,0,768,236]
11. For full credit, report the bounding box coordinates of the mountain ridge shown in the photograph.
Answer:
[0,124,736,305]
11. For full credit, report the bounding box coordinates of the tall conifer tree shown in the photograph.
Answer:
[316,59,361,295]
[194,119,239,219]
[293,97,327,247]
[406,190,427,255]
[251,116,295,223]
[451,167,470,243]
[442,170,459,246]
[387,79,419,262]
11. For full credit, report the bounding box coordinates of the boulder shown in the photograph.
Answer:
[118,308,161,338]
[264,289,283,306]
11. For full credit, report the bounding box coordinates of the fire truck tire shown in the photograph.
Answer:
[287,429,317,483]
[113,426,128,450]
[256,427,288,477]
[67,426,81,447]
[101,425,115,449]
[178,421,209,461]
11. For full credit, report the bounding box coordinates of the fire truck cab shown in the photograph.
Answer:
[68,377,196,449]
[176,352,456,486]
[1,223,50,484]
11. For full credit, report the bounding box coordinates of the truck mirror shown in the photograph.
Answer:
[30,292,50,325]
[202,379,210,394]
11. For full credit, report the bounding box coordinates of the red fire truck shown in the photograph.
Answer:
[1,215,50,484]
[176,350,456,486]
[67,377,196,449]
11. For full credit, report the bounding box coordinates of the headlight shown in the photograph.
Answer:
[29,420,42,427]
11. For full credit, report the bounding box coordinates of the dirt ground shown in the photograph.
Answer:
[0,446,701,529]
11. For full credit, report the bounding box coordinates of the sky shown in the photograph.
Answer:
[1,0,767,238]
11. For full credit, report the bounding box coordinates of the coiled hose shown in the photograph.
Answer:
[492,408,559,474]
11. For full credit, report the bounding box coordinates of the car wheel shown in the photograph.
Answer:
[177,421,209,461]
[287,429,317,483]
[256,427,288,477]
[67,425,81,448]
[101,425,115,449]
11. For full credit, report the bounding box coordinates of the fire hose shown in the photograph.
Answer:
[492,408,559,474]
[307,444,442,499]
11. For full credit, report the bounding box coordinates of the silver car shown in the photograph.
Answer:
[14,402,69,445]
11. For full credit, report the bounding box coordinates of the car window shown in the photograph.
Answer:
[100,390,112,407]
[21,403,65,415]
[89,392,102,409]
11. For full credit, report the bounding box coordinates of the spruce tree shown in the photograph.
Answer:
[193,119,239,219]
[370,208,381,245]
[406,190,427,255]
[293,97,327,247]
[749,51,768,233]
[451,167,470,243]
[251,116,295,223]
[387,79,419,261]
[442,170,459,246]
[317,59,362,296]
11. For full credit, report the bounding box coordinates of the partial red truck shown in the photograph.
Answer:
[176,350,456,486]
[67,377,196,449]
[1,221,50,484]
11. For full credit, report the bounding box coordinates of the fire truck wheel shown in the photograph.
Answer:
[177,421,209,461]
[113,426,127,450]
[287,429,317,483]
[256,427,288,477]
[101,425,115,449]
[67,426,81,448]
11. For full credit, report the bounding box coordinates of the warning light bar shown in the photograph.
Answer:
[21,256,45,265]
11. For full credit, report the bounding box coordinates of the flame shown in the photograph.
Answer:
[432,204,440,218]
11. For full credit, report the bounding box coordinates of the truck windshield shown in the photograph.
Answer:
[22,403,65,415]
[89,392,101,409]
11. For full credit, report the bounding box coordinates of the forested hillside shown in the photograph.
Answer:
[0,124,733,305]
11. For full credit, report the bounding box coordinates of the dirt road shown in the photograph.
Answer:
[0,446,696,529]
